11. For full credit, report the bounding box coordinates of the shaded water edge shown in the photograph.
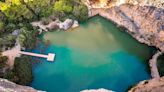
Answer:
[157,53,164,76]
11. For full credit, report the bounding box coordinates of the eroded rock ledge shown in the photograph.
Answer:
[84,0,164,8]
[128,77,164,92]
[0,78,42,92]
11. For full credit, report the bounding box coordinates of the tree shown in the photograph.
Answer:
[0,21,5,31]
[18,25,38,49]
[0,55,8,68]
[54,0,73,13]
[20,0,39,20]
[0,0,34,22]
[73,3,88,21]
[13,56,33,85]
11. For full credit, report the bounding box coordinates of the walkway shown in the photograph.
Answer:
[19,51,55,62]
[2,43,21,67]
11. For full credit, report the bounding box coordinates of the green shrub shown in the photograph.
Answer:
[73,3,88,22]
[13,56,33,85]
[0,56,8,68]
[54,0,73,13]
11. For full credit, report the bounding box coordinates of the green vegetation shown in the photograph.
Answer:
[157,54,164,76]
[18,24,38,49]
[53,0,88,21]
[0,0,88,22]
[0,34,16,50]
[54,0,73,13]
[0,0,88,48]
[0,0,88,85]
[3,56,33,85]
[0,54,7,69]
[13,56,33,85]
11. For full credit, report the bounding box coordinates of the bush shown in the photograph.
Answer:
[3,56,33,85]
[13,56,33,85]
[19,25,38,49]
[0,21,4,30]
[73,3,88,22]
[54,0,73,13]
[0,55,8,69]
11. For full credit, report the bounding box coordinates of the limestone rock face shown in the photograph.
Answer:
[59,19,74,30]
[128,77,164,92]
[0,78,42,92]
[86,0,164,8]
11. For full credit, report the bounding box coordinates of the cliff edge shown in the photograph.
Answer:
[0,78,41,92]
[129,77,164,92]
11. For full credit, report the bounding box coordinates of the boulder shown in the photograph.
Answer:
[0,78,43,92]
[59,19,74,30]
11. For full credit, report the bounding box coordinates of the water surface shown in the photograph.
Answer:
[31,16,152,92]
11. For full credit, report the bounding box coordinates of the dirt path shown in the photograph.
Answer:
[2,41,21,67]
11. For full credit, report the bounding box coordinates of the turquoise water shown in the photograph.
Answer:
[31,16,152,92]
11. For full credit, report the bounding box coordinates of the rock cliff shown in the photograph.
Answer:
[84,1,164,92]
[85,0,164,8]
[0,78,42,92]
[128,77,164,92]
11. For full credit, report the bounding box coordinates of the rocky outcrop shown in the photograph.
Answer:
[128,77,164,92]
[84,0,164,8]
[81,88,114,92]
[149,51,162,79]
[31,18,79,34]
[88,4,164,52]
[59,19,74,30]
[0,78,42,92]
[84,1,164,91]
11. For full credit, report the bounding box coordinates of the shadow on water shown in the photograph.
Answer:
[157,53,164,77]
[32,73,71,92]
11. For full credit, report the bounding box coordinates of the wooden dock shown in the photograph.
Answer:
[19,51,55,62]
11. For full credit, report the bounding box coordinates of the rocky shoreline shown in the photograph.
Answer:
[0,78,42,92]
[84,0,164,91]
[31,18,79,34]
[87,5,164,52]
[84,0,164,78]
[128,76,164,92]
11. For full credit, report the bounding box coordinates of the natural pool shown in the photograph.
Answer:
[31,16,153,92]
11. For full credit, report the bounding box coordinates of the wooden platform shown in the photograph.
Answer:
[19,51,55,62]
